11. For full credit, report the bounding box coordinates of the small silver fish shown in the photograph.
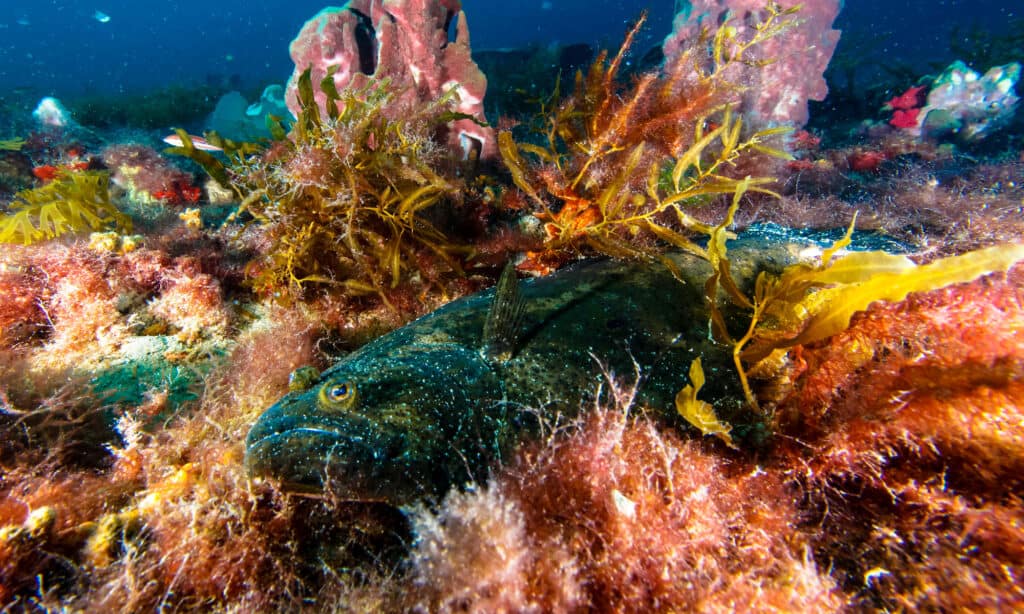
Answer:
[162,134,223,152]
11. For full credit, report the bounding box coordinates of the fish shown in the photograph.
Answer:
[162,134,223,152]
[244,239,818,505]
[93,10,111,24]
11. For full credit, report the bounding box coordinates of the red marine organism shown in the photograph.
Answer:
[885,85,927,129]
[101,144,200,205]
[847,149,890,172]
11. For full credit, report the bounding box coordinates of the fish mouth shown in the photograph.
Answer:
[246,426,346,450]
[245,421,407,497]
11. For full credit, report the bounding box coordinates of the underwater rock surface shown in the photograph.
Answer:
[2,0,1024,611]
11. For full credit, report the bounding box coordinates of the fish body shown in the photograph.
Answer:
[162,134,223,152]
[245,242,808,504]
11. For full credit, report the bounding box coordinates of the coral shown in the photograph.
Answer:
[500,10,793,272]
[917,61,1021,143]
[101,144,199,205]
[0,171,131,245]
[664,0,842,129]
[285,0,495,160]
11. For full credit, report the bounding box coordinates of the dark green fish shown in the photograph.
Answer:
[245,243,803,505]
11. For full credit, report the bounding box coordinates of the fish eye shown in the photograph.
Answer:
[320,380,357,409]
[328,383,350,400]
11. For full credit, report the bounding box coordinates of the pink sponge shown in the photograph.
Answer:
[285,0,495,160]
[663,0,841,129]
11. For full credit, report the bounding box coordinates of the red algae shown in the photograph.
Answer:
[768,270,1024,610]
[101,144,198,205]
[0,263,46,347]
[3,3,1024,612]
[147,262,231,343]
[409,387,842,613]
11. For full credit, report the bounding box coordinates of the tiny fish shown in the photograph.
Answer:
[93,10,111,24]
[245,243,803,504]
[162,134,223,152]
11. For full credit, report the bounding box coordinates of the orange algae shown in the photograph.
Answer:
[410,385,842,612]
[1,4,1023,613]
[499,8,795,272]
[768,270,1024,610]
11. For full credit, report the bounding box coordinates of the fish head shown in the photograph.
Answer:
[245,343,505,505]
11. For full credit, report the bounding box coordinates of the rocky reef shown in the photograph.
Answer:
[1,1,1022,611]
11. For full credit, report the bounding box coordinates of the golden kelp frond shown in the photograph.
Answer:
[749,242,1024,360]
[499,9,796,271]
[164,128,263,191]
[675,357,736,448]
[0,171,131,245]
[725,227,1024,408]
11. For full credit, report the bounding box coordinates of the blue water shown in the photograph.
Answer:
[0,1,1018,99]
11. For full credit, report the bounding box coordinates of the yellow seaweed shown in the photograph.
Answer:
[0,171,131,245]
[675,357,735,448]
[729,235,1024,409]
[497,7,797,268]
[0,137,25,151]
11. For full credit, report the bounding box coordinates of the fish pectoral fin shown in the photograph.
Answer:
[482,262,526,362]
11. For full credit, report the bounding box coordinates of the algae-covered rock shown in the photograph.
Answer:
[89,334,230,419]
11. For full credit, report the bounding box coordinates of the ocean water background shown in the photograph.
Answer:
[0,1,1018,101]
